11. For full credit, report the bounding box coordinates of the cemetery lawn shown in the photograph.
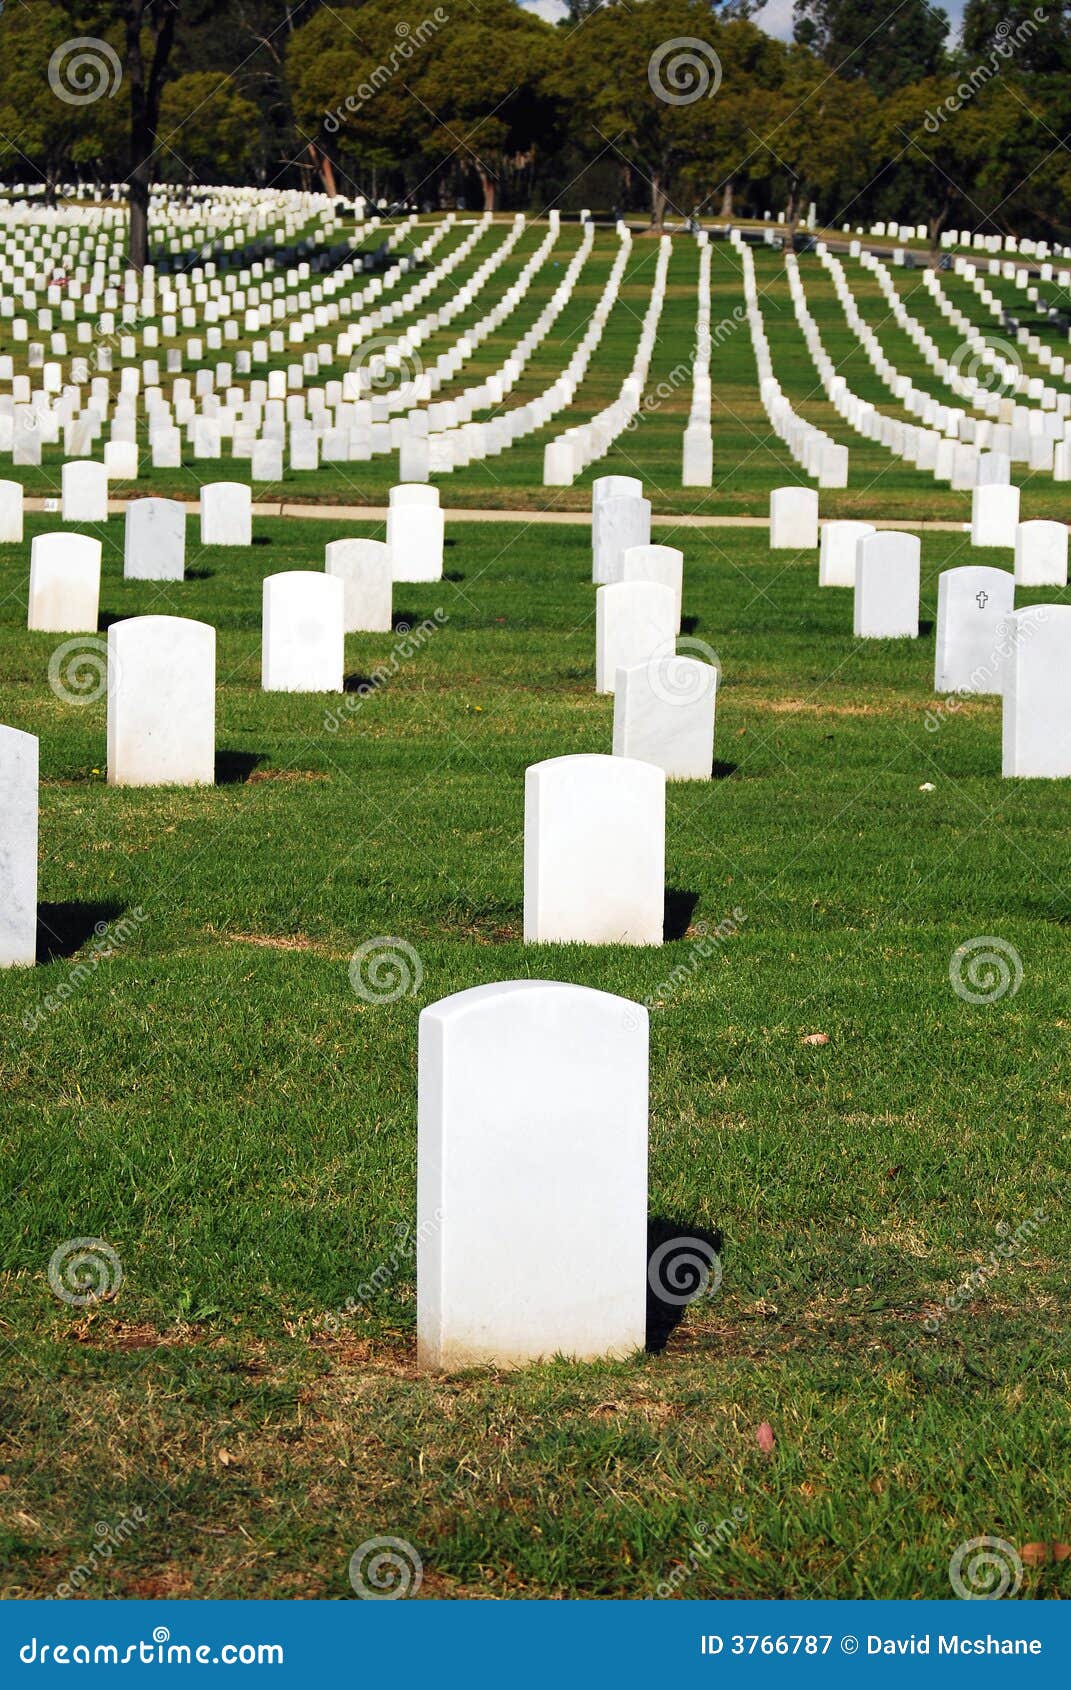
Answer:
[1,511,1069,1601]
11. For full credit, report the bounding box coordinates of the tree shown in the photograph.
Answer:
[744,48,877,245]
[556,0,742,228]
[157,72,259,183]
[674,18,790,219]
[0,2,127,198]
[870,76,1018,259]
[288,0,430,200]
[794,0,949,96]
[416,0,560,211]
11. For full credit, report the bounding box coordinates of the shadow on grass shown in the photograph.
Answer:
[343,673,380,695]
[36,901,127,964]
[646,1216,725,1353]
[664,888,699,942]
[215,750,266,785]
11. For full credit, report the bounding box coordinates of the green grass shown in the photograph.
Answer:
[1,512,1069,1599]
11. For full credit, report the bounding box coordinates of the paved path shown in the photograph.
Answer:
[23,496,969,534]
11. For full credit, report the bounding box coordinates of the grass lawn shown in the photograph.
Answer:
[0,511,1069,1600]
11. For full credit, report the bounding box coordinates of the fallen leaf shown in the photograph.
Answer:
[756,1421,776,1455]
[919,782,935,791]
[1021,1542,1071,1565]
[218,1448,236,1468]
[801,1032,829,1046]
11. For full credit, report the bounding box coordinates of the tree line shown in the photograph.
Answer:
[1,0,1069,267]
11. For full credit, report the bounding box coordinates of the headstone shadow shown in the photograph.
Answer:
[36,900,127,964]
[646,1216,725,1353]
[215,750,266,785]
[663,888,699,942]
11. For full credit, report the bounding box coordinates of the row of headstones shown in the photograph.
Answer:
[0,214,448,465]
[948,259,1071,388]
[920,266,1069,411]
[588,477,716,780]
[771,486,1071,779]
[792,248,1056,489]
[809,247,1067,485]
[542,239,672,486]
[7,483,445,605]
[735,239,849,490]
[856,250,1068,427]
[0,200,403,365]
[0,212,540,469]
[3,217,619,484]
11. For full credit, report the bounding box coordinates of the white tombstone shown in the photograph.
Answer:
[595,582,677,696]
[524,754,664,945]
[934,566,1014,694]
[416,980,648,1370]
[593,494,652,585]
[0,726,38,967]
[682,428,713,487]
[1014,520,1068,588]
[620,544,683,631]
[853,532,921,638]
[151,427,182,470]
[0,480,24,543]
[592,475,643,508]
[613,657,716,780]
[399,436,430,483]
[104,439,139,480]
[124,498,186,581]
[27,533,102,632]
[1003,606,1071,777]
[770,487,819,550]
[262,572,344,692]
[970,483,1020,548]
[251,440,283,482]
[386,484,444,582]
[325,538,393,633]
[61,459,107,523]
[818,520,875,588]
[200,482,252,546]
[107,617,215,786]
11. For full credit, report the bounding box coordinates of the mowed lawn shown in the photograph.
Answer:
[0,511,1069,1600]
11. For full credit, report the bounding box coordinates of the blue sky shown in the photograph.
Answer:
[519,0,968,45]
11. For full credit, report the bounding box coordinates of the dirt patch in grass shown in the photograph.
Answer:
[247,769,330,784]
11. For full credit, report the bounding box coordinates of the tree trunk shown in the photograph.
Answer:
[124,0,181,272]
[477,169,497,213]
[928,200,951,268]
[784,184,801,253]
[309,143,336,198]
[650,170,667,230]
[720,179,734,220]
